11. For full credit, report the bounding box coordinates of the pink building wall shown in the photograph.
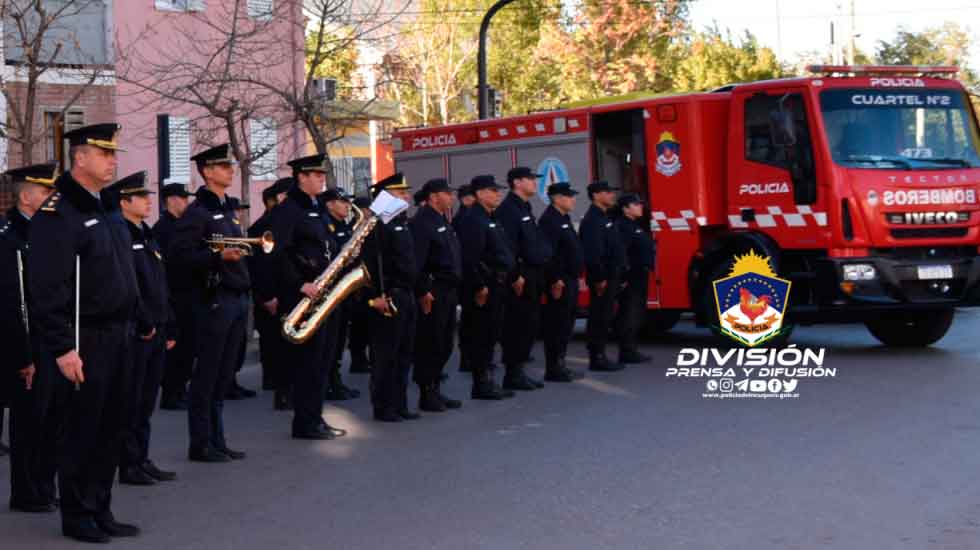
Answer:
[113,0,307,223]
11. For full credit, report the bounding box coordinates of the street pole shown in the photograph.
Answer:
[478,0,516,120]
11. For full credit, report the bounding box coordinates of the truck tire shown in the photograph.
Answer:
[864,308,955,347]
[643,310,682,337]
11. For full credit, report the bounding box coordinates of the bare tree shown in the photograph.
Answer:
[118,0,409,201]
[116,0,293,223]
[0,0,109,165]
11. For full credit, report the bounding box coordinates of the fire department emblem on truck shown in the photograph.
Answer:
[712,250,792,347]
[655,131,682,177]
[536,157,570,199]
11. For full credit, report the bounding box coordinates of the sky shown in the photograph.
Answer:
[687,0,980,67]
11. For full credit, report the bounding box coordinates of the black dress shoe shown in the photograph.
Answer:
[188,448,232,463]
[373,409,402,422]
[63,519,111,543]
[216,446,246,460]
[95,518,141,537]
[398,408,421,420]
[524,373,545,389]
[323,384,352,401]
[142,460,177,482]
[589,355,625,372]
[436,385,462,409]
[544,368,582,382]
[292,425,335,440]
[119,466,156,486]
[419,386,447,412]
[10,500,57,513]
[619,350,651,364]
[472,382,514,400]
[503,375,537,391]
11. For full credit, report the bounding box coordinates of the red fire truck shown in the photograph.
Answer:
[391,66,980,347]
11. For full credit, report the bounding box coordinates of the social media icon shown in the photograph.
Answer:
[720,378,734,392]
[706,380,719,391]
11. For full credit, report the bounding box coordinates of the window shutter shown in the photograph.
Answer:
[250,118,277,180]
[247,0,273,19]
[167,117,191,184]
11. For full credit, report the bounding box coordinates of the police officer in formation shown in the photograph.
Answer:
[30,124,142,542]
[170,143,250,463]
[362,173,420,421]
[410,178,463,412]
[154,183,194,411]
[1,164,58,513]
[268,154,346,439]
[319,188,361,400]
[346,195,374,374]
[496,167,553,390]
[579,181,628,372]
[615,193,654,365]
[538,182,586,382]
[249,177,292,410]
[455,175,516,400]
[453,183,475,373]
[101,173,178,487]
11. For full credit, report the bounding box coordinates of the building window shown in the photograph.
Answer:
[249,118,277,180]
[247,0,273,20]
[155,0,206,12]
[167,117,191,184]
[45,109,84,170]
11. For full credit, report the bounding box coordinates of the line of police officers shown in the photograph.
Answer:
[0,123,655,544]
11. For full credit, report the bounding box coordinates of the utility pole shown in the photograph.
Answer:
[478,0,516,120]
[847,0,856,65]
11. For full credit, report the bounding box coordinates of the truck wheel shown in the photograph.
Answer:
[864,308,955,347]
[643,310,682,337]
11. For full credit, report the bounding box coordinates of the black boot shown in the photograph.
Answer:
[619,350,651,364]
[503,365,537,391]
[119,465,156,486]
[471,370,514,400]
[436,382,462,409]
[589,352,624,372]
[142,460,177,482]
[419,384,447,412]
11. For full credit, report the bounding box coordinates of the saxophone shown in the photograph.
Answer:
[282,204,380,344]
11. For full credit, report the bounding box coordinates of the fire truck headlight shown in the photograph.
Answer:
[842,263,877,281]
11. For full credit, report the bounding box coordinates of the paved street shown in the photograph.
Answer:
[4,311,980,549]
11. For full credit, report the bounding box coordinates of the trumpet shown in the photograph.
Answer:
[206,231,275,256]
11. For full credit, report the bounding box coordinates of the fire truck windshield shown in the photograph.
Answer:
[820,88,980,170]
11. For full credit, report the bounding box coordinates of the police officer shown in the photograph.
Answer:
[270,154,346,439]
[496,167,553,390]
[453,183,476,373]
[410,178,463,412]
[346,196,374,374]
[169,143,250,463]
[615,193,654,365]
[250,177,292,410]
[456,175,516,400]
[1,163,58,513]
[101,172,178,486]
[538,182,586,382]
[226,197,257,401]
[154,183,194,411]
[29,123,142,542]
[319,188,361,401]
[579,181,626,372]
[362,173,419,422]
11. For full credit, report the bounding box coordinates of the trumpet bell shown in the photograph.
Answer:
[259,231,275,254]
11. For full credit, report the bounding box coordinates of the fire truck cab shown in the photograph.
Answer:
[391,66,980,346]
